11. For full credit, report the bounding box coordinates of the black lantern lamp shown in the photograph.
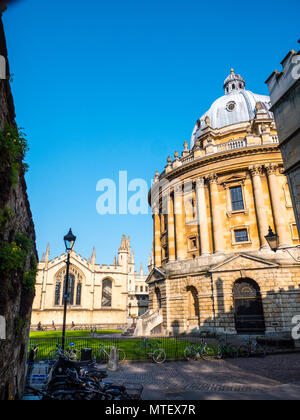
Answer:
[265,227,279,252]
[64,228,76,252]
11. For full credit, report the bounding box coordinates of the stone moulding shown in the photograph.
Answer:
[163,145,281,182]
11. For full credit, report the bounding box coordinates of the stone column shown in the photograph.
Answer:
[167,194,176,261]
[265,164,290,247]
[249,165,269,249]
[195,177,210,255]
[174,184,185,260]
[153,206,162,266]
[208,174,223,254]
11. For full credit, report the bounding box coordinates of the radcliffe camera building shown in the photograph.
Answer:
[143,70,300,336]
[31,235,149,329]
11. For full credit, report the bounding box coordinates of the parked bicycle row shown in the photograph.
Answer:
[29,336,270,367]
[184,337,268,360]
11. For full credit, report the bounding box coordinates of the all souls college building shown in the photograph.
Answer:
[143,70,300,336]
[31,235,148,329]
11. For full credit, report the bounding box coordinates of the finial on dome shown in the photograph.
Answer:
[223,69,245,94]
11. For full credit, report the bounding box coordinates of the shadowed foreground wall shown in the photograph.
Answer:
[0,10,37,400]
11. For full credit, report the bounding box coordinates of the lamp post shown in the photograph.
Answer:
[265,226,300,262]
[62,228,76,351]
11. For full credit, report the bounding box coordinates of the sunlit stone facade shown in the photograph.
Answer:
[31,235,148,329]
[146,71,300,336]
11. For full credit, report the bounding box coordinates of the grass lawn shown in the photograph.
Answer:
[28,335,197,362]
[29,330,122,339]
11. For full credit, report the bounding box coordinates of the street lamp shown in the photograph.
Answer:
[62,229,76,351]
[64,228,76,252]
[265,227,279,252]
[265,226,300,262]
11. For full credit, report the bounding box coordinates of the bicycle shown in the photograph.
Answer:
[184,341,214,361]
[216,337,239,359]
[238,337,266,358]
[95,343,126,364]
[138,337,166,364]
[47,343,81,364]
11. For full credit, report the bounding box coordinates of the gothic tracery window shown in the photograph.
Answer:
[54,266,83,307]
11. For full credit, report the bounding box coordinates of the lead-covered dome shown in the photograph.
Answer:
[191,70,273,148]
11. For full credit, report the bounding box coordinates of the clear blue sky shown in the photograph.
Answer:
[3,0,300,271]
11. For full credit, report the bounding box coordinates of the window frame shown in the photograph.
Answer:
[222,178,249,218]
[187,235,198,253]
[290,223,300,241]
[230,186,245,212]
[231,225,251,246]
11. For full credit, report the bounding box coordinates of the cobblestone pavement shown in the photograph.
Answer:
[105,353,300,400]
[23,354,300,400]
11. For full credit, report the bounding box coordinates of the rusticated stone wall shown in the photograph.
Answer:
[148,252,300,336]
[0,11,37,400]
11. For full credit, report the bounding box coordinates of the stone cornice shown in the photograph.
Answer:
[160,144,281,183]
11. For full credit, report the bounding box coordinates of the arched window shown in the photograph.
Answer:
[54,266,84,307]
[102,279,112,307]
[233,279,265,334]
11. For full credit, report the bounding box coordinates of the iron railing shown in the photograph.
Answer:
[28,332,297,362]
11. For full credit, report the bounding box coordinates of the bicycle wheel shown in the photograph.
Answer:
[152,349,166,364]
[238,345,250,358]
[117,349,126,363]
[184,346,197,361]
[201,345,214,361]
[96,349,105,363]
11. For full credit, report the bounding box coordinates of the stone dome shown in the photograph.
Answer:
[191,70,273,148]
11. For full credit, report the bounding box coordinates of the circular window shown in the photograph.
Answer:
[226,101,236,112]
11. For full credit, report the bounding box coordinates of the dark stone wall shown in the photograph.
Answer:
[0,11,37,400]
[272,79,300,234]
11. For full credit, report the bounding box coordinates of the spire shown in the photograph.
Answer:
[140,263,144,276]
[119,234,128,251]
[45,244,50,263]
[41,253,45,262]
[127,236,131,251]
[91,247,96,265]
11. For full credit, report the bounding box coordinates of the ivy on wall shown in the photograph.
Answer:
[0,234,37,295]
[0,124,28,188]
